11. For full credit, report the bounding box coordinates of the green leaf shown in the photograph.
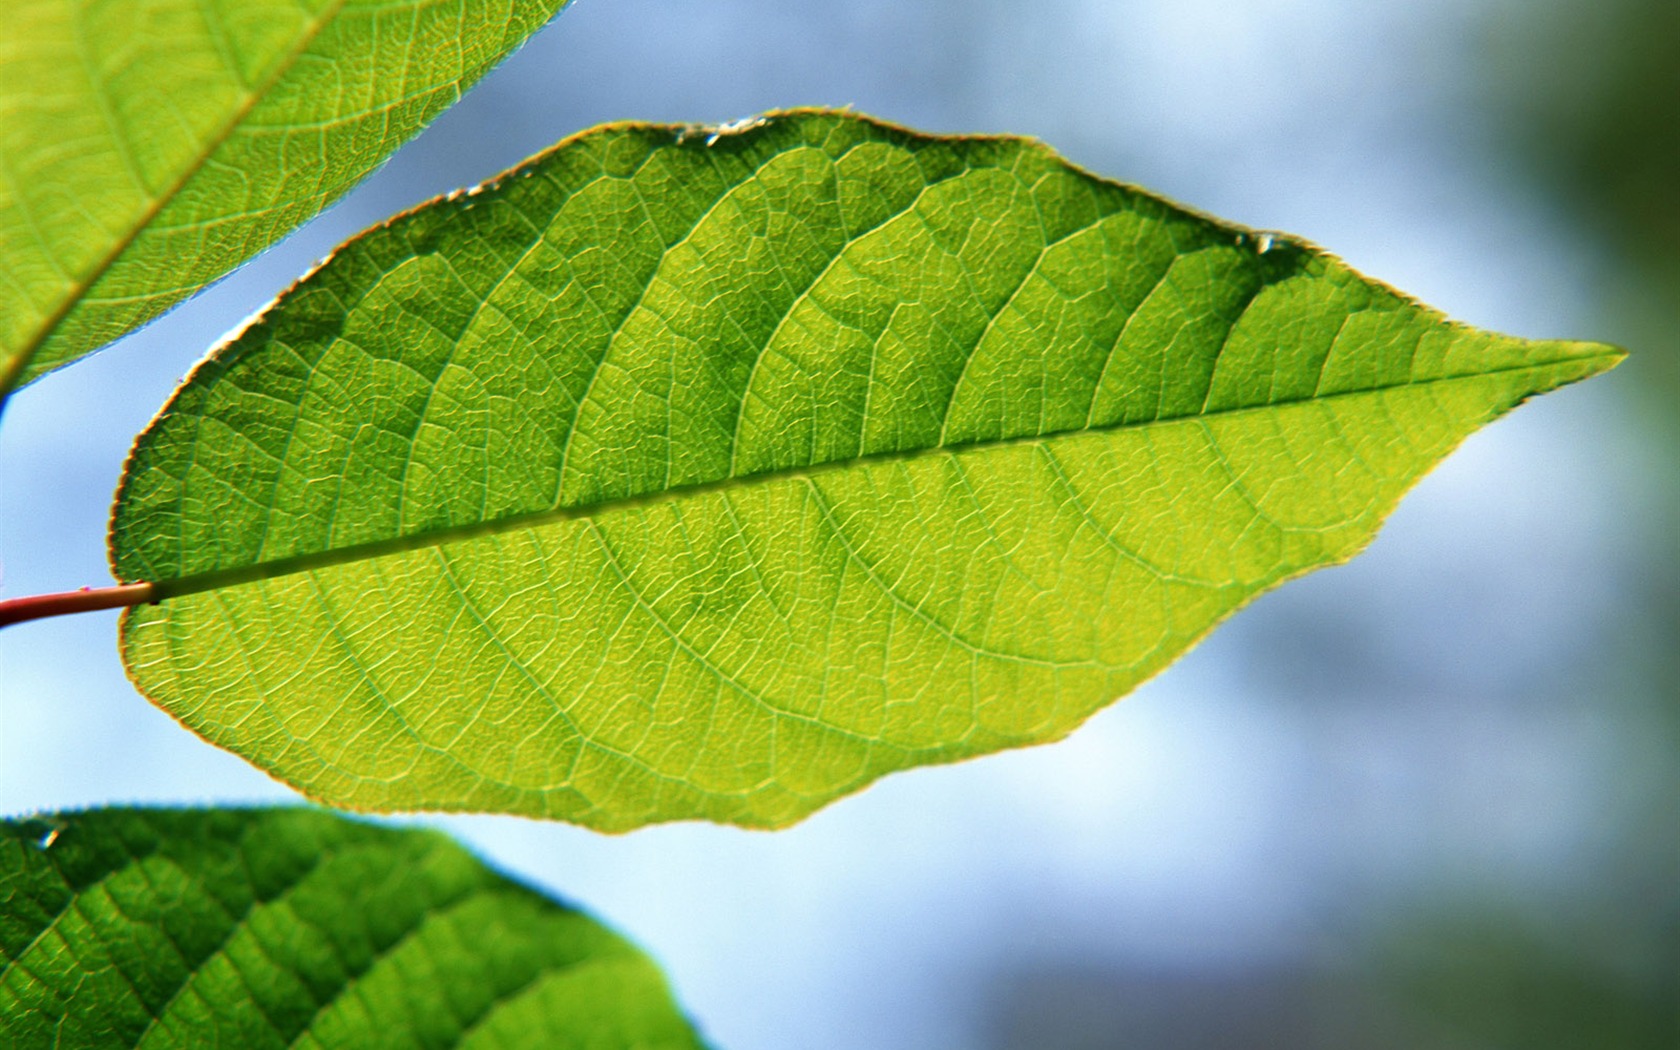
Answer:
[110,110,1623,830]
[0,0,571,403]
[0,807,706,1049]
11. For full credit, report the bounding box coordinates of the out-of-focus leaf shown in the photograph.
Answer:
[0,0,571,403]
[0,807,706,1048]
[111,110,1622,829]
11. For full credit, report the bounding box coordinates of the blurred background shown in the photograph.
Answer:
[1,0,1674,1046]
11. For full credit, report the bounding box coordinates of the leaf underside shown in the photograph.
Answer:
[0,0,570,403]
[111,110,1623,830]
[0,807,705,1049]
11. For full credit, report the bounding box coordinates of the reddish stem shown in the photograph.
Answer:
[0,582,157,629]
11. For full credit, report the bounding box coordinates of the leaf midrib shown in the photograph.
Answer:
[136,353,1611,600]
[0,0,353,401]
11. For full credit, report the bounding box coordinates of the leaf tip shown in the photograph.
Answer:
[1531,336,1629,388]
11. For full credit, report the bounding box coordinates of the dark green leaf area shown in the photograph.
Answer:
[0,808,704,1049]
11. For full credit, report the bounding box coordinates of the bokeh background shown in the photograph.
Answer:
[2,1,1674,1046]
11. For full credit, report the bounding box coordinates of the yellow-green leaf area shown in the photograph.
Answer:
[111,111,1622,830]
[0,807,707,1049]
[0,0,571,402]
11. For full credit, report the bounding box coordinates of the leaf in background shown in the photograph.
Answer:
[111,111,1622,830]
[0,807,706,1049]
[0,0,572,404]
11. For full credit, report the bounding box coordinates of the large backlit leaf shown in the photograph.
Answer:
[0,0,571,403]
[0,807,706,1048]
[110,111,1622,830]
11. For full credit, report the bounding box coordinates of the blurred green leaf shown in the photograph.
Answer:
[1495,0,1680,283]
[0,807,706,1049]
[1382,909,1680,1050]
[0,0,571,403]
[111,110,1621,829]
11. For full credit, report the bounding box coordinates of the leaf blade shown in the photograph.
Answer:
[111,111,1623,829]
[0,0,571,402]
[0,807,705,1049]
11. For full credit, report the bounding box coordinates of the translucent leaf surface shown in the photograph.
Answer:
[0,807,706,1049]
[111,111,1623,829]
[0,0,570,402]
